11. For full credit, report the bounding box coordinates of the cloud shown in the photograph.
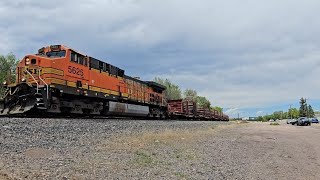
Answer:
[224,108,242,117]
[1,0,320,114]
[256,111,264,116]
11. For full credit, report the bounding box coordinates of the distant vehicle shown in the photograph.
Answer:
[295,117,311,126]
[287,119,297,124]
[310,118,319,124]
[269,119,274,122]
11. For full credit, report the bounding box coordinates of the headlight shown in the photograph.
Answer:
[25,57,30,65]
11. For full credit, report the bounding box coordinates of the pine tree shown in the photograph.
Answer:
[299,97,307,117]
[308,105,315,118]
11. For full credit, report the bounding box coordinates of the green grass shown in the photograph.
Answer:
[134,150,153,166]
[174,172,187,179]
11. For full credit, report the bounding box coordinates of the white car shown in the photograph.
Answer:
[286,119,297,124]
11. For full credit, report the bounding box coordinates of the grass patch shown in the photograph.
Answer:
[270,122,280,125]
[237,120,249,124]
[103,129,202,152]
[134,150,154,166]
[173,149,197,160]
[174,172,188,179]
[99,123,236,153]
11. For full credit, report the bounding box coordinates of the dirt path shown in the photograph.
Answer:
[1,119,320,179]
[235,122,320,180]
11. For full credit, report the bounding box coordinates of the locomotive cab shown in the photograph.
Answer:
[17,45,69,84]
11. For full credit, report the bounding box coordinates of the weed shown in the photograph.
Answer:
[174,172,187,179]
[237,120,249,124]
[134,150,153,166]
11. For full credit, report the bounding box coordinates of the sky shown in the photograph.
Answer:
[1,0,320,118]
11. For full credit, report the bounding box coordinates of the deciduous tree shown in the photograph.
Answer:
[183,89,197,101]
[196,96,211,109]
[0,53,18,97]
[154,77,182,100]
[212,106,223,113]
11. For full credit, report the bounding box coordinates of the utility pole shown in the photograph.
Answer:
[289,104,292,119]
[306,98,309,118]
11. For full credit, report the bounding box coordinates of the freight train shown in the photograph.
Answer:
[0,45,229,121]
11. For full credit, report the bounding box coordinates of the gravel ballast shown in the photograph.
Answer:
[1,118,320,180]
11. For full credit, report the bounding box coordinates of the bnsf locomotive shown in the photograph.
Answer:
[0,45,167,118]
[0,45,229,121]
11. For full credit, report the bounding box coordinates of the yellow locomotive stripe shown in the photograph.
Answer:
[41,68,64,76]
[110,90,120,96]
[82,84,89,89]
[101,89,111,94]
[67,81,77,88]
[89,86,100,92]
[46,78,66,85]
[44,77,127,97]
[23,67,63,76]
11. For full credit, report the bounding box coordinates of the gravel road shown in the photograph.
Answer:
[0,118,320,180]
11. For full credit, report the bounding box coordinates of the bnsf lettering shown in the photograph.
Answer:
[68,66,84,77]
[26,68,39,75]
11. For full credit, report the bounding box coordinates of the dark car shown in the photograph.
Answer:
[310,118,319,123]
[295,117,311,126]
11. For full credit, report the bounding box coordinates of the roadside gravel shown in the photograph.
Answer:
[0,117,228,179]
[1,118,320,180]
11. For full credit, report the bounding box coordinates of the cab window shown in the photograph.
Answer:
[71,52,77,63]
[46,50,66,58]
[70,51,86,66]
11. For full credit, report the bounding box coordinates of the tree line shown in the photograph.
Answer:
[256,97,315,121]
[154,77,223,112]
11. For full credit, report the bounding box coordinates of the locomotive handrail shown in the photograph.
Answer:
[25,70,39,93]
[38,69,49,100]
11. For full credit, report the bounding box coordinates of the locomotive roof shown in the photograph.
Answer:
[145,81,166,90]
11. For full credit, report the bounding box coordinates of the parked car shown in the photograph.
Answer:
[310,118,319,123]
[295,117,311,126]
[287,119,297,124]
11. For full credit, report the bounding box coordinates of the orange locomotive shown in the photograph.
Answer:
[0,45,167,117]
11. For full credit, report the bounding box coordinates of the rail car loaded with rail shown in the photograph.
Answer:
[0,45,229,121]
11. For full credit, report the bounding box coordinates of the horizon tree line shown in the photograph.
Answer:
[255,97,315,121]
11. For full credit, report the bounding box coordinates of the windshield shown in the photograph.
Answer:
[46,50,66,58]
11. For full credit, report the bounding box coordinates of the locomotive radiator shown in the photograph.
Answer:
[0,83,37,116]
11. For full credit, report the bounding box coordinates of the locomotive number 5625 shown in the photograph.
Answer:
[68,66,84,77]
